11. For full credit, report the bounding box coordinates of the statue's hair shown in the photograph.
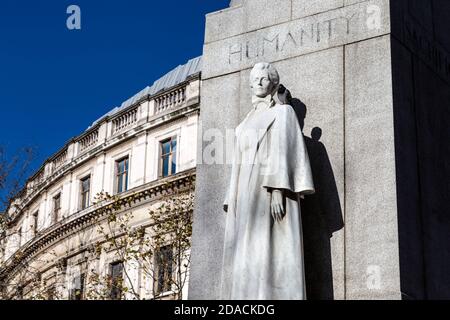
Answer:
[250,62,280,87]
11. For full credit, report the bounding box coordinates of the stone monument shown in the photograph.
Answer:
[190,0,450,300]
[221,62,315,300]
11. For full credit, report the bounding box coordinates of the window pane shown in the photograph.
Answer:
[117,176,123,193]
[162,141,171,155]
[54,195,61,212]
[81,176,90,209]
[33,212,39,234]
[116,158,129,193]
[80,273,85,291]
[162,155,169,177]
[171,145,177,175]
[156,246,173,293]
[72,274,85,300]
[82,177,90,192]
[111,262,123,278]
[82,194,86,209]
[161,138,177,177]
[53,194,62,222]
[110,262,124,300]
[118,158,128,174]
[82,192,89,209]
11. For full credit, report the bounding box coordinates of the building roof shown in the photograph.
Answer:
[88,56,202,129]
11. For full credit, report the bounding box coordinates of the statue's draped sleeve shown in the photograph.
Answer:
[261,105,315,195]
[223,104,314,215]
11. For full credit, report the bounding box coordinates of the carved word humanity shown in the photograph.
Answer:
[228,5,381,64]
[404,15,450,84]
[228,5,381,65]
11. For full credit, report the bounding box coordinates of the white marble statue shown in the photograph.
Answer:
[221,62,315,300]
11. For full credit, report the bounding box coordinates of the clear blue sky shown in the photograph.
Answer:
[0,0,229,177]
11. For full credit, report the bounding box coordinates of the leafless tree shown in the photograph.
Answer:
[0,146,35,210]
[88,176,194,300]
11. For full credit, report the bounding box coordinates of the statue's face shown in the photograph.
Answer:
[250,69,275,98]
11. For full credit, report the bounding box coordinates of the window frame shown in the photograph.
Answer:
[115,156,129,194]
[32,211,39,236]
[52,193,62,223]
[80,175,91,210]
[70,273,85,300]
[159,136,177,178]
[109,261,124,300]
[154,245,174,295]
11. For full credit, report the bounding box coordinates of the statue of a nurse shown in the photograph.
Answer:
[221,62,315,300]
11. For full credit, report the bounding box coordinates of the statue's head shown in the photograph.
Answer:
[250,62,280,98]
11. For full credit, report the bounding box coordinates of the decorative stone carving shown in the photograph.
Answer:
[221,62,315,299]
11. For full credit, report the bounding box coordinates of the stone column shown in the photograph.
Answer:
[190,0,399,300]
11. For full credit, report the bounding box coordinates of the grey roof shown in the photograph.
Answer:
[88,56,202,129]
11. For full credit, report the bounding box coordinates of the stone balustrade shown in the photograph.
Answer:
[52,149,68,171]
[155,86,186,114]
[32,169,45,190]
[78,129,99,153]
[112,107,138,134]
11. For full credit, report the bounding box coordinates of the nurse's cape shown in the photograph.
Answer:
[221,100,315,299]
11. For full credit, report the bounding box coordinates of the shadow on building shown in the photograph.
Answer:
[288,94,344,300]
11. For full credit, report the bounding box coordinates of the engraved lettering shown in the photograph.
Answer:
[281,32,298,51]
[403,15,450,84]
[220,2,393,77]
[300,24,314,46]
[229,44,243,64]
[245,39,259,59]
[323,18,338,39]
[316,23,321,43]
[342,13,358,34]
[262,34,280,56]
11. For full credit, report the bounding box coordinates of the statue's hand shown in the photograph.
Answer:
[271,190,285,222]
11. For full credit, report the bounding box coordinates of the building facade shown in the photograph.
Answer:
[0,57,201,300]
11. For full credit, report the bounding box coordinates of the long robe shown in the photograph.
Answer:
[221,102,315,300]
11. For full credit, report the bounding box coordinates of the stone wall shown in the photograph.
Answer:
[190,0,403,300]
[390,0,450,299]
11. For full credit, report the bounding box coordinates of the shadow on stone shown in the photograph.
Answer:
[289,96,344,300]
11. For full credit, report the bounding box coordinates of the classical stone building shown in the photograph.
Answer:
[2,0,450,301]
[0,57,201,300]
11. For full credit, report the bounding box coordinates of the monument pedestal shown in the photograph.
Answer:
[189,0,450,300]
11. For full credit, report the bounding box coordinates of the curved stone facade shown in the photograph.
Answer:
[0,57,201,300]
